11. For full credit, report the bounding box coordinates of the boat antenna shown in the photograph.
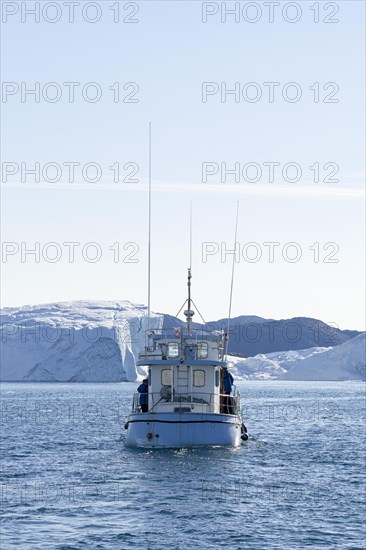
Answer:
[225,201,240,360]
[184,202,194,336]
[189,201,192,272]
[176,204,206,329]
[147,122,152,330]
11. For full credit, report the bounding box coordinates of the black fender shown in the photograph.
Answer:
[240,423,248,441]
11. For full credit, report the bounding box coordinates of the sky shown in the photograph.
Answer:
[1,0,365,330]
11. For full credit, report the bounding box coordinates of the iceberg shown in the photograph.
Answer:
[0,301,163,382]
[228,334,365,381]
[279,333,366,381]
[0,300,364,382]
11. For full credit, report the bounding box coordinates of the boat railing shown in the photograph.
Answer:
[131,390,241,416]
[131,393,141,413]
[142,328,225,352]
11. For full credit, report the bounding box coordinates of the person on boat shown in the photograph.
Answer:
[222,366,234,414]
[223,366,234,394]
[137,378,149,412]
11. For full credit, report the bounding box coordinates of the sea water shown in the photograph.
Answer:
[1,381,365,549]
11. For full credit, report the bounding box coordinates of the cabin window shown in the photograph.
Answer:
[197,342,208,359]
[161,369,172,386]
[148,369,151,385]
[193,369,205,387]
[167,342,179,358]
[215,369,220,387]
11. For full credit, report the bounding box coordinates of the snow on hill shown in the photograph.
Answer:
[228,347,329,380]
[229,334,366,381]
[228,354,286,380]
[279,333,366,381]
[0,300,364,382]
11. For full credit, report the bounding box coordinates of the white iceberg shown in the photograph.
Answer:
[1,300,364,382]
[279,333,366,381]
[0,300,163,382]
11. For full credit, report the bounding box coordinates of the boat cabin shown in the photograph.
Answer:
[135,329,235,414]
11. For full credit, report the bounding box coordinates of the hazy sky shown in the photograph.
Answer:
[1,1,365,330]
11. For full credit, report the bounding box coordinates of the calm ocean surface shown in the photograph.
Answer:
[1,381,365,550]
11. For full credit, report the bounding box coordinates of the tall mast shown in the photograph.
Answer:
[147,122,152,330]
[225,201,240,359]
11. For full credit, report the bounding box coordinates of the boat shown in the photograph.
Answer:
[124,267,248,448]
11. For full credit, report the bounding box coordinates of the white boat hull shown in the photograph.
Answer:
[125,412,242,448]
